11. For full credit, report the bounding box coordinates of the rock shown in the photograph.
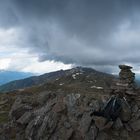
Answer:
[120,101,131,122]
[93,116,107,130]
[115,65,136,91]
[102,121,113,130]
[16,132,25,140]
[96,132,109,140]
[134,110,140,120]
[124,123,132,131]
[0,99,8,105]
[51,127,74,140]
[132,104,139,113]
[78,113,98,140]
[36,112,58,139]
[9,97,32,121]
[85,125,98,140]
[65,93,81,107]
[0,135,9,140]
[37,91,51,105]
[64,122,71,129]
[17,112,32,125]
[79,113,92,133]
[130,119,140,131]
[126,90,137,95]
[119,65,133,70]
[53,101,66,113]
[33,98,57,116]
[113,118,123,130]
[65,128,74,140]
[9,104,32,121]
[120,129,129,138]
[89,100,100,112]
[25,119,36,139]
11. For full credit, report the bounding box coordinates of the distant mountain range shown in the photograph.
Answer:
[0,70,33,86]
[0,67,115,93]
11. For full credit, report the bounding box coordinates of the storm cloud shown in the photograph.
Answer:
[1,0,140,73]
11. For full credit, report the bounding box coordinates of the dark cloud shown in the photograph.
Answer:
[1,0,140,73]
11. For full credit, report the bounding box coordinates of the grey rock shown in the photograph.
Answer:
[120,101,131,122]
[37,112,58,139]
[65,93,80,107]
[0,135,9,140]
[93,116,107,130]
[33,98,57,116]
[89,100,100,112]
[37,91,51,105]
[10,104,32,121]
[132,104,139,113]
[0,99,8,105]
[113,118,123,130]
[17,112,32,125]
[64,122,71,129]
[79,113,92,133]
[124,123,132,131]
[120,129,129,138]
[130,119,140,131]
[96,132,109,140]
[85,125,98,140]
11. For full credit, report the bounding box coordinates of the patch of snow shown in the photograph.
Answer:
[72,74,76,79]
[59,83,64,86]
[72,72,83,79]
[56,78,59,81]
[90,85,103,89]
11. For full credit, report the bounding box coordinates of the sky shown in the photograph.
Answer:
[1,0,140,74]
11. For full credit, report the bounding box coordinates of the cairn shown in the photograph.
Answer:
[112,65,137,96]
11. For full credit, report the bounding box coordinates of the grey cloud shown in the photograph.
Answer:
[1,0,140,73]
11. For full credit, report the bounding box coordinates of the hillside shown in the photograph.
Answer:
[0,67,114,93]
[0,71,33,85]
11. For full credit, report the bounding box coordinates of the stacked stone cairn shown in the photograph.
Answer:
[112,65,137,97]
[109,65,140,133]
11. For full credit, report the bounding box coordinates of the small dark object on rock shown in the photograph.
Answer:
[91,96,122,122]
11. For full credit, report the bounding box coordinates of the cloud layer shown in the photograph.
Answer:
[1,0,140,73]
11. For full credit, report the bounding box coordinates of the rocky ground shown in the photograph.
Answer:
[1,65,140,140]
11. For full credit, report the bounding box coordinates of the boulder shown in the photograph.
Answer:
[52,101,66,113]
[79,113,92,133]
[113,118,123,130]
[96,132,110,140]
[93,116,107,130]
[17,112,32,125]
[130,119,140,131]
[120,101,131,122]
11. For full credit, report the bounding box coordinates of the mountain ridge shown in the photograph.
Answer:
[0,67,114,93]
